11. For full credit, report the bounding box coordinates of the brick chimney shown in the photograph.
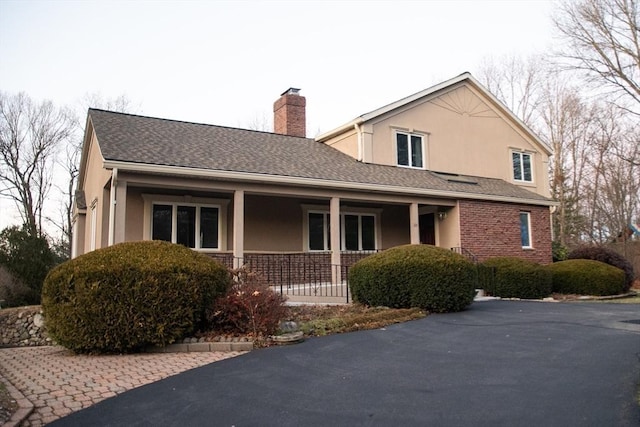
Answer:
[273,88,306,138]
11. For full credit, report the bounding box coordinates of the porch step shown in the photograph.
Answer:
[284,295,349,305]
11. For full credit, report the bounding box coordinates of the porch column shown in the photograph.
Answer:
[410,202,420,244]
[114,180,127,244]
[233,190,245,269]
[330,197,341,284]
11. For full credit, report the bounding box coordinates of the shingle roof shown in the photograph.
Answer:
[89,109,552,204]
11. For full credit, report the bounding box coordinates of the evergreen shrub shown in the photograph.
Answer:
[482,257,551,299]
[568,245,634,291]
[348,245,476,313]
[548,259,626,296]
[42,241,230,354]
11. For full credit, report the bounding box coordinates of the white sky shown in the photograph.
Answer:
[0,0,558,232]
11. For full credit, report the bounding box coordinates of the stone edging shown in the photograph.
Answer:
[146,341,254,353]
[0,374,33,427]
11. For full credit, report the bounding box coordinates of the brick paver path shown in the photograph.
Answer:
[0,346,245,426]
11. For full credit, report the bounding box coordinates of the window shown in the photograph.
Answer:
[343,214,376,251]
[307,212,376,251]
[512,151,533,182]
[152,203,220,249]
[308,212,330,251]
[397,132,424,168]
[520,212,532,248]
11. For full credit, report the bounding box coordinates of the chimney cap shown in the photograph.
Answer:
[281,87,301,96]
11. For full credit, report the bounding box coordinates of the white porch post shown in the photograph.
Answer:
[233,190,245,269]
[410,202,420,244]
[330,197,341,284]
[114,180,127,244]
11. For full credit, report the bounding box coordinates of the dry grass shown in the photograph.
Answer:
[284,304,426,337]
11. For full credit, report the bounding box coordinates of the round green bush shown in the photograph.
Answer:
[42,241,230,354]
[568,245,634,291]
[547,259,626,296]
[482,257,551,299]
[348,245,476,313]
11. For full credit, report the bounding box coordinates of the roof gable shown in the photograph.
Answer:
[317,72,552,155]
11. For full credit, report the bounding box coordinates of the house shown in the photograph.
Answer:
[72,72,554,299]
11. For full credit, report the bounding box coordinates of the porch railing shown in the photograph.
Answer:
[207,251,378,303]
[207,248,494,302]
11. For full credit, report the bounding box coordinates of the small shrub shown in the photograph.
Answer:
[349,245,476,313]
[568,245,634,291]
[548,259,626,296]
[482,257,551,299]
[552,241,569,262]
[42,241,230,354]
[206,268,287,337]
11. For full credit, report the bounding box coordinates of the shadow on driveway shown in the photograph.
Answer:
[51,301,640,427]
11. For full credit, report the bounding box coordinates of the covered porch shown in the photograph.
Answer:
[77,171,462,302]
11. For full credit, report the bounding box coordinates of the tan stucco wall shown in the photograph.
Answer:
[124,188,145,242]
[324,128,359,160]
[322,83,550,198]
[437,203,461,249]
[244,195,303,251]
[80,131,112,254]
[380,205,410,249]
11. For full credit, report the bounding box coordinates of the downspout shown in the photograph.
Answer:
[355,123,363,162]
[108,168,118,246]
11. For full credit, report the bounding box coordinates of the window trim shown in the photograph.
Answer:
[511,149,534,184]
[142,194,229,251]
[395,130,426,169]
[520,211,533,249]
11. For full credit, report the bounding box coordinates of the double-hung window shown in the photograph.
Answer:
[152,203,220,249]
[519,212,532,248]
[307,211,377,251]
[396,132,424,168]
[512,151,533,183]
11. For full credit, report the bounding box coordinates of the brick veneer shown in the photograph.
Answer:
[273,91,306,137]
[459,200,552,264]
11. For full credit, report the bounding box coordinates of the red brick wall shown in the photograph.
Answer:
[459,200,552,264]
[273,93,306,138]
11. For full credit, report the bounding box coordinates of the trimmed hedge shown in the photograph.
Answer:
[348,245,476,313]
[482,257,551,299]
[42,241,230,354]
[547,259,626,296]
[568,245,634,291]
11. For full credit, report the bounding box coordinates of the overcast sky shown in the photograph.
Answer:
[0,0,559,231]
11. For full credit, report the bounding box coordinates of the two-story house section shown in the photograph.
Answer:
[73,72,555,292]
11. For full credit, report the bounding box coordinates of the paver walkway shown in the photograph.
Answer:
[0,346,245,426]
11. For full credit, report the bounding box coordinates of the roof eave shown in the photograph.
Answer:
[103,160,556,207]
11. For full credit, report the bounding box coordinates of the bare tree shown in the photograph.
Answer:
[539,78,593,246]
[477,54,545,126]
[554,0,640,114]
[0,92,75,237]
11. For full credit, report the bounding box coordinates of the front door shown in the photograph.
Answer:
[419,213,435,245]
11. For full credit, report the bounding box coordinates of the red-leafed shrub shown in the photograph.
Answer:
[206,268,287,337]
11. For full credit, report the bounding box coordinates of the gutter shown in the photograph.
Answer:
[103,160,557,207]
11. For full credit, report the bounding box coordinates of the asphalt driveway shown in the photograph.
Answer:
[51,301,640,427]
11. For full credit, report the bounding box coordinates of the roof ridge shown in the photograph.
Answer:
[88,108,313,141]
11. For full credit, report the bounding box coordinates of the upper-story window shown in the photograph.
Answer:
[512,151,533,183]
[396,132,424,168]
